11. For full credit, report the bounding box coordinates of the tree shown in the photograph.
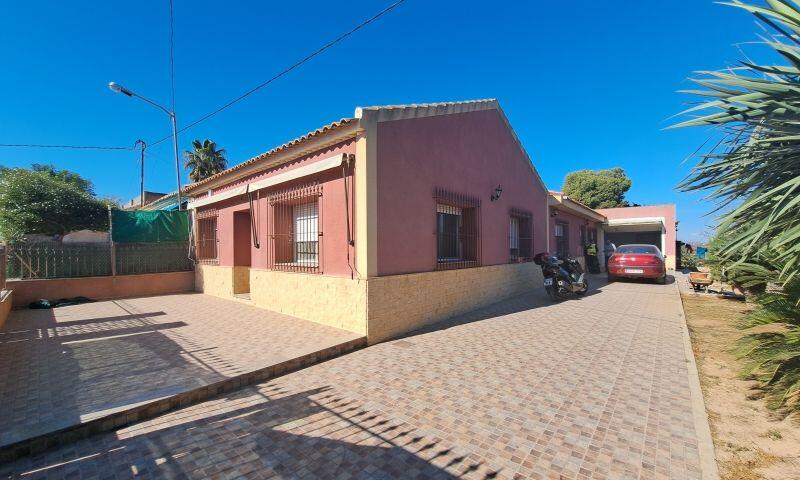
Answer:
[183,139,228,183]
[30,164,95,195]
[0,166,110,240]
[562,167,632,208]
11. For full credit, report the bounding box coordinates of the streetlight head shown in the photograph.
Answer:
[108,81,132,96]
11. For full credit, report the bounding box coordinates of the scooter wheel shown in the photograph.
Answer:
[547,287,564,302]
[576,279,589,295]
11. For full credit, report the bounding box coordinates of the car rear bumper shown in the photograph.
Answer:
[608,265,665,279]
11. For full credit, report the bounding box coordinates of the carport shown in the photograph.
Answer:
[596,204,677,270]
[603,217,666,252]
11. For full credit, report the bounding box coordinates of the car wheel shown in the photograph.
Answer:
[607,274,615,283]
[656,275,666,285]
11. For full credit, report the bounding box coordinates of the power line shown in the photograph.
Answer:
[148,0,406,148]
[0,143,133,151]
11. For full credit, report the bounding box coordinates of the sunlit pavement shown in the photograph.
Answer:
[0,293,363,450]
[1,276,707,479]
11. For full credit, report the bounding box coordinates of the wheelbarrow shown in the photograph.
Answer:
[688,271,713,292]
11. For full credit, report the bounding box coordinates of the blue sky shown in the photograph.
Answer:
[0,1,762,241]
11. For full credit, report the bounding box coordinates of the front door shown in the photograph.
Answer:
[233,211,252,295]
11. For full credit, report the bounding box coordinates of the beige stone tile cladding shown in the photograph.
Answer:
[366,262,543,343]
[196,263,543,343]
[250,269,368,336]
[195,264,235,298]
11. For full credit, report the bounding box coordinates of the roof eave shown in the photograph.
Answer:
[184,122,361,195]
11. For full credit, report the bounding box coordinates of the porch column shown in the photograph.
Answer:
[355,110,378,278]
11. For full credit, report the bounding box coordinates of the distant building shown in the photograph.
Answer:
[124,191,168,210]
[139,191,187,211]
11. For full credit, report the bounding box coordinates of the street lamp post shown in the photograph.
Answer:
[108,82,183,209]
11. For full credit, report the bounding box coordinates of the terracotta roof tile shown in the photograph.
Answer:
[184,117,355,192]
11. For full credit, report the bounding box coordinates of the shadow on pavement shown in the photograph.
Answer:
[2,384,502,479]
[399,274,609,339]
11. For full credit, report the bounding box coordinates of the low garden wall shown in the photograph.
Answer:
[7,271,195,307]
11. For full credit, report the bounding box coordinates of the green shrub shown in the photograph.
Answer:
[680,245,699,270]
[736,280,800,413]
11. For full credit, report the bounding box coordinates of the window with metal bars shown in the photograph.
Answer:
[554,221,570,258]
[196,211,218,264]
[434,188,480,270]
[509,208,533,262]
[269,183,322,273]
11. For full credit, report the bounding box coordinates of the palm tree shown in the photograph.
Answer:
[183,139,228,183]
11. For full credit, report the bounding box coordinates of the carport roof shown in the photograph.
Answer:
[604,217,666,232]
[547,191,607,223]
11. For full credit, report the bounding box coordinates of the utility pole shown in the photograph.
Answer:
[135,139,146,207]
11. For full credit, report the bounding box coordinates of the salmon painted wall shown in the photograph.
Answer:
[596,204,677,256]
[375,109,549,276]
[195,141,357,277]
[549,208,602,258]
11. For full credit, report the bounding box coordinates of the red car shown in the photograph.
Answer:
[606,244,667,284]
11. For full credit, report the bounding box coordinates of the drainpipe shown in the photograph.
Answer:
[545,205,550,253]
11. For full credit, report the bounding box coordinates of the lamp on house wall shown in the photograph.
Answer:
[551,209,559,218]
[490,184,503,202]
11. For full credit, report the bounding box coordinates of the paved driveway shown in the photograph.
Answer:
[0,293,364,449]
[1,277,712,479]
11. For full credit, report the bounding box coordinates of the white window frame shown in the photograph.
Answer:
[292,200,319,266]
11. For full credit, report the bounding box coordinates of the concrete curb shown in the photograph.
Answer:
[675,279,720,480]
[0,335,367,463]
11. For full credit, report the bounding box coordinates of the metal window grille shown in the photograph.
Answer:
[579,224,587,247]
[555,221,570,258]
[268,183,323,273]
[434,188,480,271]
[196,210,219,265]
[510,208,533,262]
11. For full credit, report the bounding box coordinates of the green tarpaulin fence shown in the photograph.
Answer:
[111,210,189,243]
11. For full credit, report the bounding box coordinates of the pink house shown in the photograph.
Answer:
[547,191,606,269]
[185,99,679,343]
[186,100,550,343]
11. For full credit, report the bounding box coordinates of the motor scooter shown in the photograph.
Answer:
[533,252,589,301]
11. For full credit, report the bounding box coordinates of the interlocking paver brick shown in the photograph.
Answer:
[0,293,363,448]
[1,277,708,479]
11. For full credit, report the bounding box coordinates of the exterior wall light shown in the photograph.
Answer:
[490,184,503,202]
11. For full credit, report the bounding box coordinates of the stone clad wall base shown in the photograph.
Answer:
[250,269,367,335]
[195,264,235,298]
[195,265,368,335]
[666,257,676,271]
[366,263,543,344]
[195,263,542,344]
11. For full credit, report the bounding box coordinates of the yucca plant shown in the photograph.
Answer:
[675,0,800,285]
[736,326,800,410]
[675,0,800,414]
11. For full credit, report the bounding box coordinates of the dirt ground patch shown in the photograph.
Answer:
[682,293,800,480]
